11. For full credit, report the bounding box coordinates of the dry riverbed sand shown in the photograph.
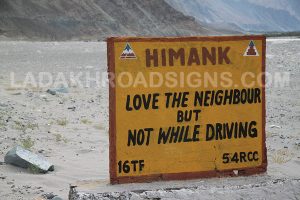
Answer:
[0,39,300,200]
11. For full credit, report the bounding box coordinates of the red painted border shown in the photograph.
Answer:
[107,38,117,182]
[107,35,267,184]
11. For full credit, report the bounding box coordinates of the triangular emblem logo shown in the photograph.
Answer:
[244,40,259,56]
[120,43,137,59]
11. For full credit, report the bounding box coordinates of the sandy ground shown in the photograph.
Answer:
[0,39,299,200]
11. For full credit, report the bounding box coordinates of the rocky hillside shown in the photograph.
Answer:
[0,0,218,41]
[166,0,300,33]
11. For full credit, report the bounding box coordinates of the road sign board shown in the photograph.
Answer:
[107,36,267,184]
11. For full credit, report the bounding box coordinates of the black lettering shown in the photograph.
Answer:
[193,125,200,141]
[158,127,170,144]
[240,152,246,162]
[126,95,133,111]
[206,124,215,141]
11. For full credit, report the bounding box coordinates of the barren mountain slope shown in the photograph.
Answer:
[0,0,217,40]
